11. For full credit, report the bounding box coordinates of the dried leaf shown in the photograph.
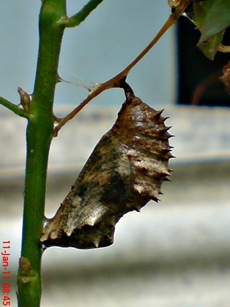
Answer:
[41,89,173,249]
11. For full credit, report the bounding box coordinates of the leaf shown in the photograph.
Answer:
[196,0,230,42]
[198,31,224,60]
[41,87,173,249]
[193,0,230,59]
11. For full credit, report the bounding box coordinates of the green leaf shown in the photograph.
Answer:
[193,0,214,30]
[193,0,230,59]
[197,0,230,42]
[198,31,224,60]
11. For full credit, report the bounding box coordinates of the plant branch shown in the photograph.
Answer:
[62,0,104,28]
[55,0,192,133]
[17,0,67,306]
[0,96,28,118]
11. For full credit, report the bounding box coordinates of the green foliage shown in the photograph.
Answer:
[193,0,230,59]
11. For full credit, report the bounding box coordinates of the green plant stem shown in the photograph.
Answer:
[17,0,66,306]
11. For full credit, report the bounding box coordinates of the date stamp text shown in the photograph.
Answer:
[1,241,11,306]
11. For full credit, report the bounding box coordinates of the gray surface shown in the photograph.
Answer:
[0,106,230,306]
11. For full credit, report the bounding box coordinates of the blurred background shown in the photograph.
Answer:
[0,0,230,306]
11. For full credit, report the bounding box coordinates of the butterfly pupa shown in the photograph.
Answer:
[41,86,173,249]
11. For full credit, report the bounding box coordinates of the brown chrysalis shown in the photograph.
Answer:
[41,84,173,249]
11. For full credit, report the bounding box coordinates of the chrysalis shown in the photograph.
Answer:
[41,85,174,249]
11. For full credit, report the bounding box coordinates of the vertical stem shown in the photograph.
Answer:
[17,1,66,306]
